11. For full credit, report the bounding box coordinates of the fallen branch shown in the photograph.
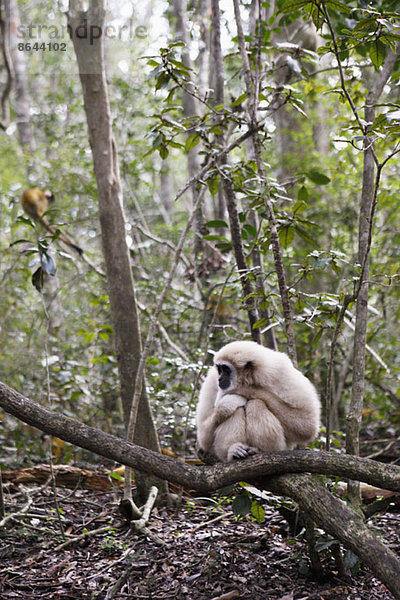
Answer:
[130,485,166,547]
[54,525,111,552]
[2,464,116,491]
[0,488,32,529]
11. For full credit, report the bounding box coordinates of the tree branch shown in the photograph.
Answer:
[1,380,400,493]
[2,380,400,598]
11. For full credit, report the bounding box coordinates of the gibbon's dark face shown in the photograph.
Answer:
[216,363,232,390]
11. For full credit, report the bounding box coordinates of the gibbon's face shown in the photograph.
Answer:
[216,362,235,390]
[215,359,256,392]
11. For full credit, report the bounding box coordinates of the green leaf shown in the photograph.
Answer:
[155,72,170,90]
[203,234,229,242]
[216,241,232,252]
[325,0,351,14]
[312,328,323,345]
[232,493,252,516]
[310,5,325,30]
[279,0,311,14]
[278,225,295,248]
[40,252,56,276]
[152,132,164,149]
[294,224,319,245]
[207,175,220,197]
[371,113,388,131]
[253,317,268,329]
[205,219,228,228]
[159,144,169,159]
[242,223,257,237]
[251,500,265,524]
[369,39,386,70]
[306,171,331,185]
[185,133,200,153]
[10,237,37,246]
[231,92,247,107]
[353,16,378,35]
[32,267,45,292]
[108,472,123,482]
[297,185,309,203]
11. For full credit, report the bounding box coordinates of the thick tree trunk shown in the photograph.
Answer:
[67,0,166,503]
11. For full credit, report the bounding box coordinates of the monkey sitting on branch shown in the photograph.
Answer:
[196,341,320,463]
[20,188,105,277]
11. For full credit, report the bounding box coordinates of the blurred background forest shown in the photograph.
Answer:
[0,0,399,468]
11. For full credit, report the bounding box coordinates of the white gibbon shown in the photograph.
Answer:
[196,341,321,462]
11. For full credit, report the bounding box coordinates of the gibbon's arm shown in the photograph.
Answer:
[196,369,219,452]
[197,369,246,453]
[215,392,247,418]
[232,383,320,448]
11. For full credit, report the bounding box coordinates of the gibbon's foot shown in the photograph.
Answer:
[227,442,259,461]
[196,446,218,465]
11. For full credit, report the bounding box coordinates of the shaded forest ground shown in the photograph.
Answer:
[0,477,399,599]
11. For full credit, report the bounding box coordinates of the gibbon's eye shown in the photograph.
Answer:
[217,363,232,390]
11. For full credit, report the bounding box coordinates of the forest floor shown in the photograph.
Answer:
[0,476,399,600]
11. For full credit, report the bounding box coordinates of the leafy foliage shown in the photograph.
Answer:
[0,0,399,463]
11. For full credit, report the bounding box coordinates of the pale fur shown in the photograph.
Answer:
[196,341,321,462]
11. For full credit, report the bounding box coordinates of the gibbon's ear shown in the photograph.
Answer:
[244,361,253,370]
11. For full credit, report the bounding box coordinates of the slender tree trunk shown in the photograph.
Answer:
[196,0,210,99]
[171,0,205,258]
[68,0,166,503]
[6,0,35,152]
[346,45,400,505]
[159,158,173,223]
[210,0,261,343]
[232,0,297,363]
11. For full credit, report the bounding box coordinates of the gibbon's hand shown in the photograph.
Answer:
[227,442,259,462]
[215,393,247,419]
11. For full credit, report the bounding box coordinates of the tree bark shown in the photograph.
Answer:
[232,0,297,363]
[6,0,35,151]
[2,381,400,493]
[171,0,205,258]
[1,380,400,598]
[267,474,400,599]
[67,0,166,503]
[210,0,261,343]
[346,46,400,505]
